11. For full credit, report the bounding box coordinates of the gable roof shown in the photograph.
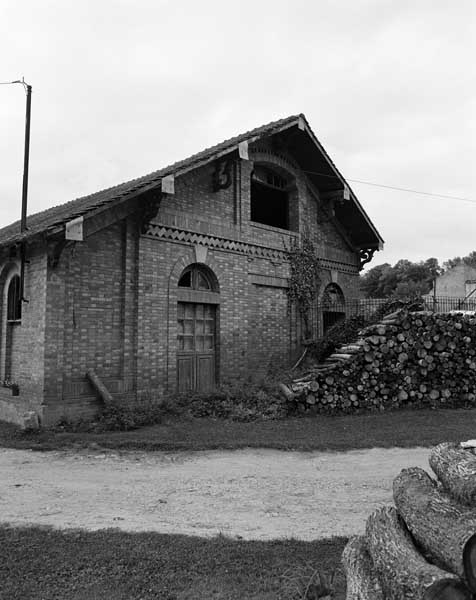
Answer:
[0,113,383,250]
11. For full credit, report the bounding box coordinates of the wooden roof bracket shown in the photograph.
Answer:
[140,190,163,234]
[48,238,74,269]
[359,247,377,271]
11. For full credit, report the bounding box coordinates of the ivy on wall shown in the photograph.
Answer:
[286,234,321,338]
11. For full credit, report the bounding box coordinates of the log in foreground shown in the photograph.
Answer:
[341,536,384,600]
[393,467,476,591]
[429,442,476,506]
[365,506,471,600]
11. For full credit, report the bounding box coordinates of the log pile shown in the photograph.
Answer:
[285,310,476,413]
[342,441,476,599]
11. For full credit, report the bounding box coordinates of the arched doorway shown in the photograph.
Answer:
[321,283,345,333]
[176,264,219,392]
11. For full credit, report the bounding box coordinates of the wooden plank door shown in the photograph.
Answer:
[177,302,216,392]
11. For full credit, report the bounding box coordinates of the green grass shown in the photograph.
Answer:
[0,525,347,600]
[1,407,476,452]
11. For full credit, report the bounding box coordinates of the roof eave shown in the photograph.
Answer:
[296,115,384,250]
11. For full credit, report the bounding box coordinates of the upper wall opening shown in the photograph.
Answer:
[250,164,298,231]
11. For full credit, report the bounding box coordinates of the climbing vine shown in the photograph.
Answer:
[286,233,321,337]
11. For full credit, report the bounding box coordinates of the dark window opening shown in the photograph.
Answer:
[179,266,214,292]
[250,179,289,230]
[7,275,21,322]
[323,311,345,333]
[178,270,192,288]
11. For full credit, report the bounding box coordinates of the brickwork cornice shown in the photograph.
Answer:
[144,223,359,274]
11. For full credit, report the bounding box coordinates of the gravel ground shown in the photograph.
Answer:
[0,446,430,540]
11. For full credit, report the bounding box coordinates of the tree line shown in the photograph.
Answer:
[360,251,476,298]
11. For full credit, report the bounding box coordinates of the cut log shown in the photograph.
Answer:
[429,443,476,505]
[330,353,354,360]
[342,536,384,599]
[393,467,476,590]
[365,506,471,600]
[277,382,294,401]
[340,344,365,352]
[86,369,113,404]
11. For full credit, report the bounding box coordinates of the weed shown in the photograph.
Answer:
[281,563,336,599]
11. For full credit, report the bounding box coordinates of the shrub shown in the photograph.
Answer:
[55,380,288,432]
[95,395,168,431]
[175,379,288,422]
[56,396,168,433]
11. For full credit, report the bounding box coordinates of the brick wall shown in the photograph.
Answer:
[0,242,47,423]
[42,221,137,423]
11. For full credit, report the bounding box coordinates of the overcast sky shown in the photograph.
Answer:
[1,0,474,270]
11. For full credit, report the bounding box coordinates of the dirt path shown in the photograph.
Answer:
[0,446,430,540]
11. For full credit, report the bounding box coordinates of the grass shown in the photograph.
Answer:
[1,407,476,452]
[0,525,347,600]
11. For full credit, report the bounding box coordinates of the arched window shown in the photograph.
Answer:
[321,283,345,333]
[178,265,214,292]
[7,275,21,322]
[322,283,345,308]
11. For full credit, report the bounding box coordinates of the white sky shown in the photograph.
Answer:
[1,0,475,269]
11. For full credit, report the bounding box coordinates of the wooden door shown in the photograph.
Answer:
[177,302,216,392]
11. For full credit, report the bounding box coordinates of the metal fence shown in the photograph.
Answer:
[308,295,476,339]
[420,295,476,313]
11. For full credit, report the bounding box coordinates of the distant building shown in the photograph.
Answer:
[0,113,383,426]
[431,264,476,298]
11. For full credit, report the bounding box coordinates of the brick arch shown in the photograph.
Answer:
[318,281,347,336]
[177,264,220,294]
[167,247,224,292]
[167,249,196,291]
[0,261,21,381]
[321,282,345,304]
[249,149,300,177]
[317,273,351,302]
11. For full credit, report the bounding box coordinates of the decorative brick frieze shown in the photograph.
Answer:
[144,223,287,261]
[144,223,359,274]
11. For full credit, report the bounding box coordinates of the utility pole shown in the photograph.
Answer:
[21,83,32,233]
[0,77,32,302]
[19,82,32,303]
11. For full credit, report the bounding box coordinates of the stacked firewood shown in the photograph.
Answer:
[342,441,476,599]
[285,310,476,413]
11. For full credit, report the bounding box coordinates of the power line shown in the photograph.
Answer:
[347,178,475,204]
[0,78,29,93]
[301,169,475,204]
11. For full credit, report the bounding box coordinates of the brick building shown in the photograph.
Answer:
[0,114,383,425]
